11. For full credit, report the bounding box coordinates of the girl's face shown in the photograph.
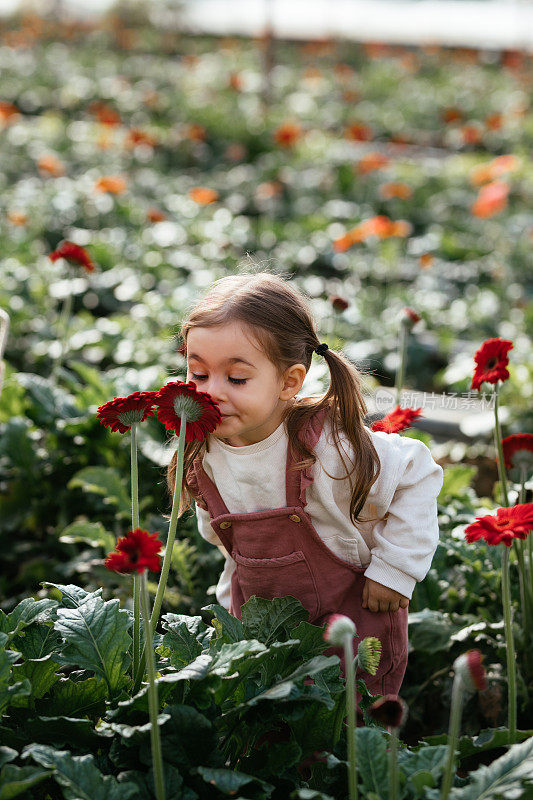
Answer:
[186,322,305,447]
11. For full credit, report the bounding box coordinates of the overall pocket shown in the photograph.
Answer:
[232,549,321,620]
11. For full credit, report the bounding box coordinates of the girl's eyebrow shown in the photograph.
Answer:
[188,353,257,369]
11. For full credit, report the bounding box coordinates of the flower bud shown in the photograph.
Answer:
[453,650,488,692]
[368,695,408,729]
[323,613,357,647]
[401,307,421,329]
[357,637,382,676]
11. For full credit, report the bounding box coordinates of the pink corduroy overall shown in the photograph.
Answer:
[188,405,408,698]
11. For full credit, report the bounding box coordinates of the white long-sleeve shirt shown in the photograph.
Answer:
[194,415,443,610]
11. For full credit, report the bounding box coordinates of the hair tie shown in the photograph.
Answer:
[315,342,329,356]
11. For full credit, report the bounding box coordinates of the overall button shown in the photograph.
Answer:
[288,514,301,523]
[219,521,232,529]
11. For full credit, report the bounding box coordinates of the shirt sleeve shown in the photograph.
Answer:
[363,432,444,598]
[194,502,234,610]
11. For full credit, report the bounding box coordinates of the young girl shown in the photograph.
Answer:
[168,270,443,698]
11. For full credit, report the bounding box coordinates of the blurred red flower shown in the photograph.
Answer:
[273,122,302,147]
[471,337,513,391]
[357,152,389,174]
[49,241,95,273]
[465,504,533,547]
[97,391,158,434]
[105,528,162,574]
[500,433,533,471]
[189,187,219,204]
[95,175,127,194]
[371,406,422,433]
[155,380,221,441]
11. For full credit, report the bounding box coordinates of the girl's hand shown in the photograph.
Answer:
[362,578,409,613]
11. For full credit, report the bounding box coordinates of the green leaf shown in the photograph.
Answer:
[16,373,82,423]
[290,791,336,800]
[161,614,209,667]
[241,596,311,645]
[36,676,108,718]
[408,610,474,654]
[67,467,131,518]
[42,582,103,608]
[0,599,58,642]
[201,604,244,643]
[0,748,17,769]
[0,644,31,715]
[23,744,138,800]
[0,418,35,472]
[58,520,116,552]
[438,465,477,501]
[12,657,60,705]
[196,765,275,798]
[422,728,533,760]
[356,728,389,798]
[11,623,63,660]
[54,595,132,693]
[449,736,533,799]
[0,764,53,800]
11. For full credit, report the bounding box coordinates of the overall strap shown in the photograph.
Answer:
[186,455,230,518]
[285,405,330,508]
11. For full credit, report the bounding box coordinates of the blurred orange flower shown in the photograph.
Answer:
[189,187,219,204]
[441,107,463,124]
[229,72,243,91]
[184,123,207,142]
[89,101,121,127]
[7,210,27,226]
[126,128,157,148]
[419,253,434,269]
[357,152,389,174]
[345,122,372,141]
[274,122,302,147]
[461,124,483,145]
[0,101,20,124]
[95,176,127,194]
[37,154,65,177]
[485,113,503,131]
[255,181,283,201]
[471,181,509,218]
[469,155,519,187]
[333,215,411,251]
[379,182,413,200]
[147,208,166,223]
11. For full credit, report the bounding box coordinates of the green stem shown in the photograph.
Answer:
[502,546,517,743]
[493,384,509,507]
[395,323,407,406]
[139,572,166,800]
[150,409,187,634]
[389,729,399,800]
[440,675,463,800]
[133,411,187,693]
[344,633,358,800]
[131,423,140,681]
[52,290,73,379]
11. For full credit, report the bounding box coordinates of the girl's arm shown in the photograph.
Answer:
[363,432,444,600]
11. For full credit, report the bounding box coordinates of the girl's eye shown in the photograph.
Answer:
[190,374,247,385]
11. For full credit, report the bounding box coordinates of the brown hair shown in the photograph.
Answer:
[167,269,381,525]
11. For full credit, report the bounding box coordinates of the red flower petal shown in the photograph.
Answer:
[155,380,221,441]
[49,241,95,273]
[471,337,513,391]
[371,406,423,434]
[97,391,158,434]
[105,528,162,574]
[454,650,488,692]
[465,503,533,547]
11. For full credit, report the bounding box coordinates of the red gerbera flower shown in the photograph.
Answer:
[500,433,533,471]
[371,405,423,434]
[105,528,162,574]
[329,295,349,312]
[155,380,221,441]
[49,241,95,273]
[453,650,488,692]
[97,391,158,434]
[471,337,513,391]
[465,503,533,547]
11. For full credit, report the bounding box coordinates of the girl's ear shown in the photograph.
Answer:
[280,363,306,400]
